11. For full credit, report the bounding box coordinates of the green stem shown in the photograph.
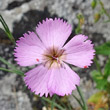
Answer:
[76,85,87,110]
[0,67,14,73]
[99,0,110,19]
[51,95,56,110]
[0,56,16,69]
[67,103,72,110]
[0,67,24,76]
[0,14,15,43]
[41,99,49,110]
[72,93,84,109]
[55,95,67,109]
[42,97,65,110]
[0,56,24,76]
[94,57,102,75]
[0,15,9,29]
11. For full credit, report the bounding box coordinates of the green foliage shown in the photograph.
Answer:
[91,70,108,90]
[99,0,110,19]
[0,15,15,44]
[104,58,110,78]
[95,42,110,55]
[75,14,84,34]
[0,56,24,76]
[91,0,97,9]
[106,82,110,93]
[92,0,110,23]
[88,91,108,110]
[92,57,110,92]
[93,1,110,100]
[88,91,105,103]
[41,97,65,110]
[0,67,24,76]
[93,57,110,97]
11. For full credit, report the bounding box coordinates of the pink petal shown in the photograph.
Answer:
[24,65,52,97]
[63,34,95,68]
[48,63,80,96]
[36,18,72,48]
[14,32,45,66]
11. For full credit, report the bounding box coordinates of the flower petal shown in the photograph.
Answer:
[24,65,52,97]
[63,34,95,68]
[36,18,72,48]
[14,31,45,66]
[48,63,80,96]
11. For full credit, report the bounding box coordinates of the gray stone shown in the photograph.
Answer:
[0,74,32,110]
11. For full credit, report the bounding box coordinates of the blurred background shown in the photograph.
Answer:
[0,0,110,110]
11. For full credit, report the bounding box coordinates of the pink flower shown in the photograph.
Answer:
[14,18,95,97]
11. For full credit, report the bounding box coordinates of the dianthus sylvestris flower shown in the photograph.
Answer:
[14,18,95,97]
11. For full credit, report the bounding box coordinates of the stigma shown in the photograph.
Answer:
[42,47,66,69]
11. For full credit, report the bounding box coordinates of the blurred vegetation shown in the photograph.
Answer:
[88,0,110,110]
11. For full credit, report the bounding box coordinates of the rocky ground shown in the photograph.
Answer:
[0,0,110,110]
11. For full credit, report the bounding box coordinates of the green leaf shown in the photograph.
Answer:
[94,57,102,74]
[95,42,110,55]
[0,67,24,76]
[0,56,24,76]
[0,67,15,73]
[41,97,65,110]
[0,56,15,69]
[13,69,24,76]
[99,0,110,19]
[91,70,107,90]
[0,14,15,43]
[91,0,97,9]
[106,82,110,93]
[51,95,56,110]
[104,58,110,78]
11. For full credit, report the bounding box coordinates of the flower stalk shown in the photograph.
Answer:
[0,14,15,44]
[51,95,56,110]
[42,97,65,110]
[76,85,88,110]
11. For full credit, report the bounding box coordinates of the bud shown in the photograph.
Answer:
[91,0,97,9]
[77,14,85,26]
[94,13,101,23]
[79,17,84,26]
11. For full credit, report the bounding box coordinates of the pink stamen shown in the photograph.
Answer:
[57,59,60,64]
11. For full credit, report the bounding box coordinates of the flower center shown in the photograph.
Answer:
[42,47,66,69]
